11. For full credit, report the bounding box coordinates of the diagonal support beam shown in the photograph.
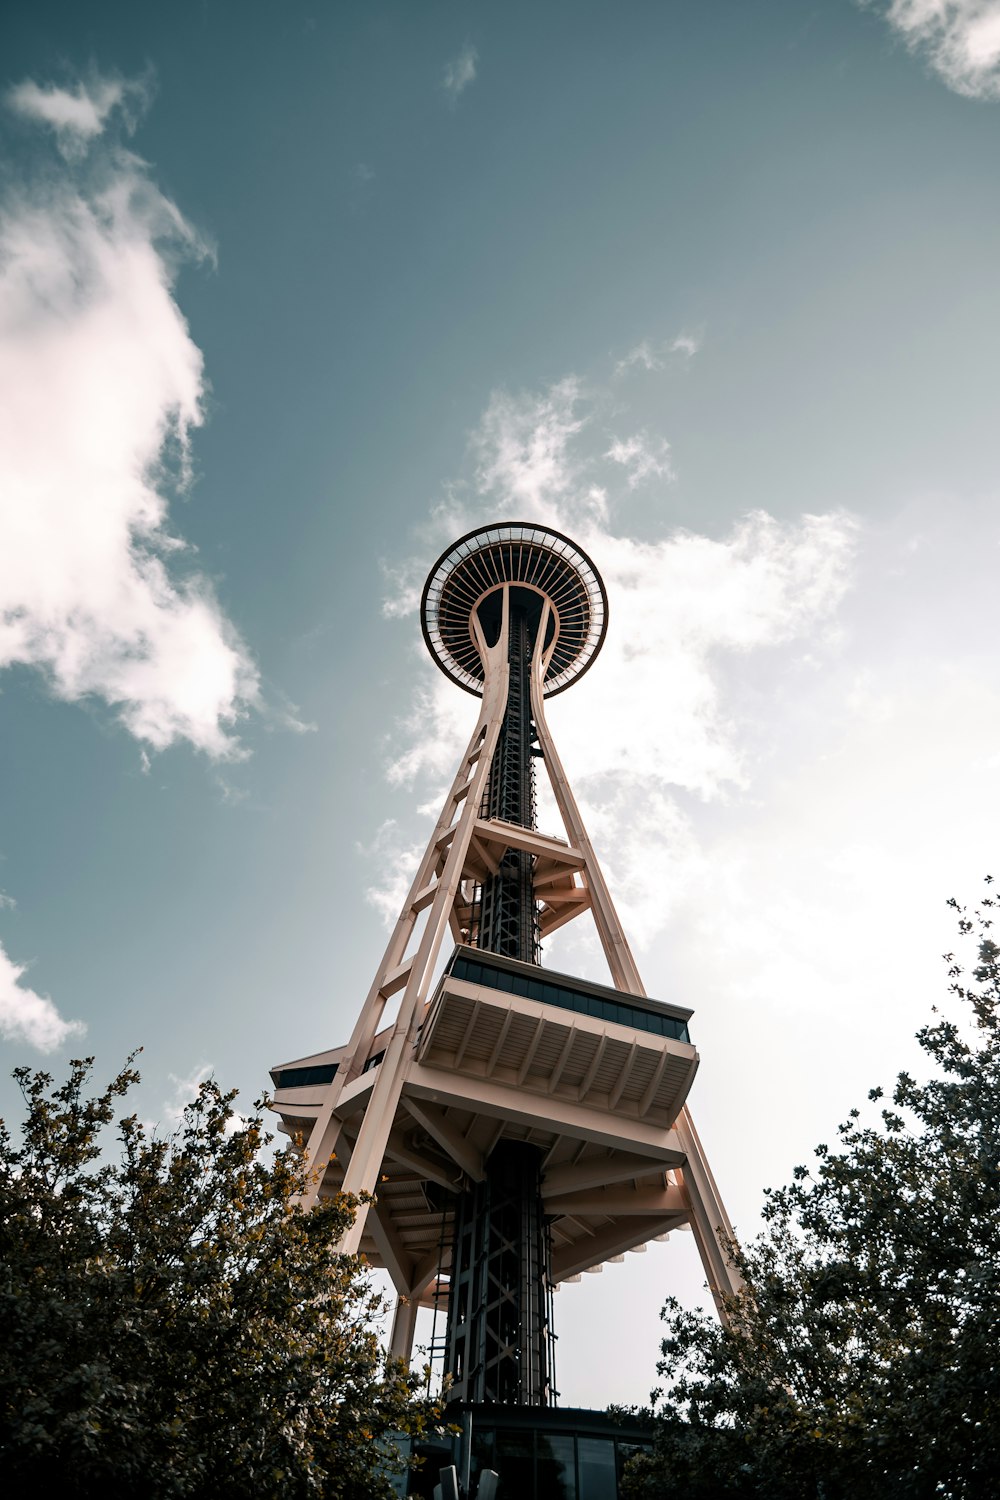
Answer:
[544,1184,686,1216]
[403,1097,485,1182]
[552,1216,684,1281]
[384,1129,461,1192]
[542,1145,683,1195]
[368,1202,414,1293]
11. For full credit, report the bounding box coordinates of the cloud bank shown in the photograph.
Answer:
[0,74,259,759]
[369,375,858,948]
[874,0,1000,99]
[0,938,84,1052]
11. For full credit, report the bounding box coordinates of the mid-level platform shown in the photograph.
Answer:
[270,945,698,1298]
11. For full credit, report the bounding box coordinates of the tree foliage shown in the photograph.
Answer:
[0,1057,441,1498]
[626,886,1000,1499]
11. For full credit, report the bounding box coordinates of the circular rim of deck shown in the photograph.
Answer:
[420,523,608,697]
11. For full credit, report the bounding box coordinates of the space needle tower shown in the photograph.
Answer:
[270,523,740,1412]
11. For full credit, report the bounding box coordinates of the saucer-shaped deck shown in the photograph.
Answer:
[420,523,608,696]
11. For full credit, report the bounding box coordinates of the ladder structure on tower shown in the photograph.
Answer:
[270,523,741,1408]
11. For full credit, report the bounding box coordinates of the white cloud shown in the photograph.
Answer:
[7,74,150,158]
[360,819,430,926]
[472,378,593,519]
[0,938,84,1052]
[160,1063,250,1136]
[380,555,428,621]
[614,330,702,377]
[443,44,478,103]
[0,74,259,758]
[670,331,702,358]
[614,339,663,377]
[874,0,1000,99]
[163,1063,213,1126]
[604,432,674,488]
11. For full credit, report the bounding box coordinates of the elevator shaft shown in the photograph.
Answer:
[477,602,539,964]
[444,1142,553,1406]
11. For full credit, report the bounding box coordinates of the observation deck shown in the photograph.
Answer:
[421,523,608,696]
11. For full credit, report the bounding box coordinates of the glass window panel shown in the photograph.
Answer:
[537,1432,576,1500]
[577,1437,616,1500]
[496,1428,534,1500]
[470,1428,496,1494]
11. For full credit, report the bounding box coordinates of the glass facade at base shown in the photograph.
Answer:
[393,1404,653,1500]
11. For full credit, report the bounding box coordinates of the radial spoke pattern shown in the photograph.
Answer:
[421,523,608,696]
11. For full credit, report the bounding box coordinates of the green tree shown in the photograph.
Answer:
[0,1056,442,1498]
[626,886,1000,1499]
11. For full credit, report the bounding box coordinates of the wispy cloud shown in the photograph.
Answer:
[604,432,674,489]
[443,44,478,103]
[7,73,151,158]
[613,329,702,378]
[359,819,428,925]
[162,1063,213,1126]
[0,73,259,759]
[0,938,84,1052]
[870,0,1000,99]
[472,378,592,518]
[669,331,702,358]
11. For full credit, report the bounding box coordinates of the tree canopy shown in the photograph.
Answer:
[0,1056,442,1498]
[625,886,1000,1499]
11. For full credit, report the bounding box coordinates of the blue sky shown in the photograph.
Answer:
[2,0,1000,1406]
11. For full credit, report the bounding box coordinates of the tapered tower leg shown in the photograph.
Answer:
[389,1292,420,1364]
[336,603,512,1255]
[529,614,742,1313]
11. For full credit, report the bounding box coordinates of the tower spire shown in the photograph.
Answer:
[270,522,741,1410]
